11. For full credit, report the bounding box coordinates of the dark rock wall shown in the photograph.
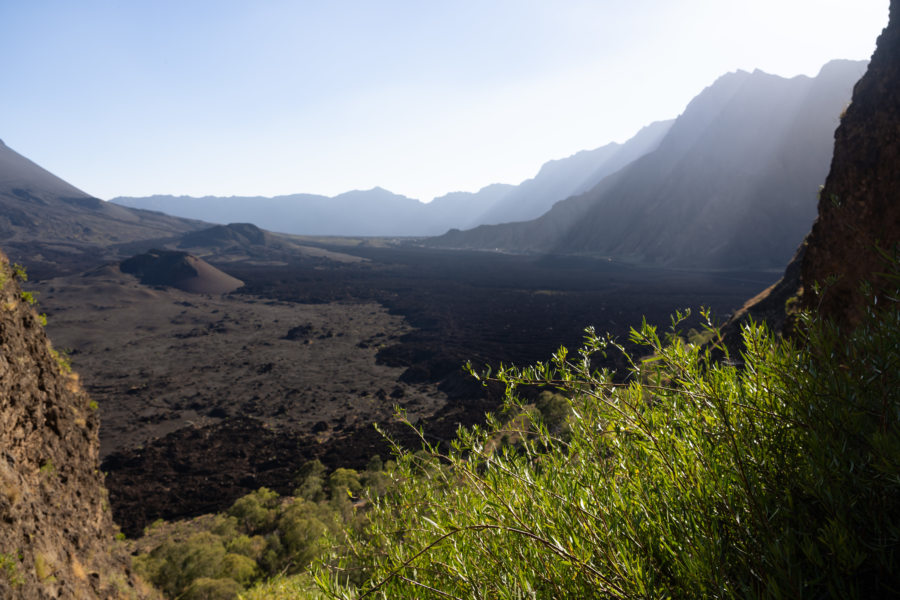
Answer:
[722,3,898,339]
[801,0,900,326]
[0,252,156,598]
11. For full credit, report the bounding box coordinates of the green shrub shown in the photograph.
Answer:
[241,573,325,599]
[220,553,258,586]
[327,469,361,502]
[534,390,570,432]
[49,348,71,374]
[0,553,22,587]
[278,500,331,571]
[226,534,266,561]
[182,576,242,600]
[11,263,26,282]
[317,293,899,598]
[294,460,327,502]
[360,469,393,500]
[211,515,240,539]
[136,532,227,597]
[133,459,393,598]
[227,488,278,533]
[19,290,36,306]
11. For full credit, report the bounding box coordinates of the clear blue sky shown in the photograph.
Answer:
[0,1,889,202]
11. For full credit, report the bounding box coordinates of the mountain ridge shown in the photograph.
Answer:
[110,121,673,236]
[428,59,867,270]
[0,140,207,277]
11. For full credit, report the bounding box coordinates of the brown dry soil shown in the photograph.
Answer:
[33,244,776,536]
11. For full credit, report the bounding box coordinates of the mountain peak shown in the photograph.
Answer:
[816,58,871,79]
[0,139,91,200]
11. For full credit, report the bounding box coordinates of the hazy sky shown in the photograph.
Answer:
[0,1,889,202]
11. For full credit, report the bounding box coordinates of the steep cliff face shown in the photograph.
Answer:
[802,0,900,326]
[724,2,898,338]
[0,252,156,598]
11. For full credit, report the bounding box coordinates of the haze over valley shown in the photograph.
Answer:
[0,2,896,598]
[111,118,675,236]
[113,59,864,271]
[0,54,866,534]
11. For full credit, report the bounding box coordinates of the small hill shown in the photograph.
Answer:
[120,250,244,294]
[0,252,156,598]
[170,222,364,265]
[178,222,270,250]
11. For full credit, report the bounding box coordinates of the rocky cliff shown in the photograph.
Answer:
[726,0,898,335]
[801,0,900,326]
[0,253,156,598]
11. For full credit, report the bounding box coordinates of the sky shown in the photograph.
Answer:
[0,1,890,203]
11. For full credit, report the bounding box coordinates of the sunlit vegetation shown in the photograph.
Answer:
[134,279,899,599]
[132,458,393,599]
[313,287,899,598]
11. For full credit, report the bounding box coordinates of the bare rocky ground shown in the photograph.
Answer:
[34,267,445,459]
[29,245,773,536]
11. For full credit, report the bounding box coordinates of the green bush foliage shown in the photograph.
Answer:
[328,469,362,501]
[316,291,899,598]
[182,576,243,600]
[228,488,279,533]
[240,573,325,599]
[135,460,394,599]
[136,531,227,597]
[294,460,328,502]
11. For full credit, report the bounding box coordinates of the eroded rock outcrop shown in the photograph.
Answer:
[0,252,156,598]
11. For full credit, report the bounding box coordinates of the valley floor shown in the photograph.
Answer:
[34,244,777,535]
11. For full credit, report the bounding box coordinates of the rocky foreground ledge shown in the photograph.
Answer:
[0,253,156,599]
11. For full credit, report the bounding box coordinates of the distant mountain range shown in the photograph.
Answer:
[115,188,429,237]
[0,139,364,276]
[1,59,867,273]
[110,121,673,236]
[474,120,673,225]
[429,60,867,269]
